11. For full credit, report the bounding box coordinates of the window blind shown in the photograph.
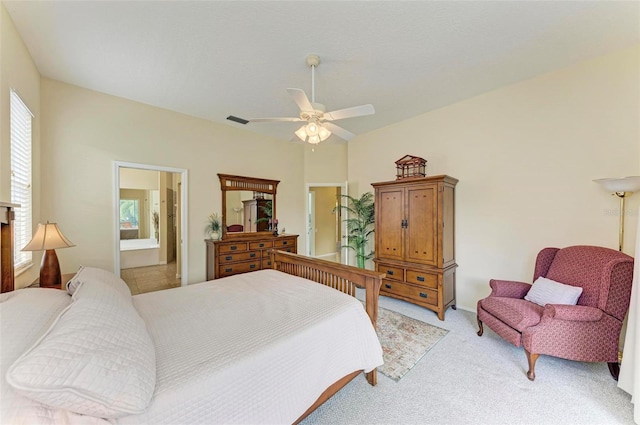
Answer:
[10,89,33,273]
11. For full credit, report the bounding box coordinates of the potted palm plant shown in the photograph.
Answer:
[205,213,222,240]
[335,192,375,269]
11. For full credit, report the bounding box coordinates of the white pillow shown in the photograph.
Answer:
[66,265,131,300]
[524,276,583,307]
[7,275,156,418]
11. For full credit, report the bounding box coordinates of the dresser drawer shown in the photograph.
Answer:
[250,240,273,250]
[406,269,438,289]
[274,238,295,248]
[219,251,260,264]
[218,242,248,254]
[262,257,273,268]
[381,279,438,307]
[218,260,261,277]
[377,263,404,282]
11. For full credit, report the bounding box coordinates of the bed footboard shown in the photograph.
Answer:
[270,250,384,386]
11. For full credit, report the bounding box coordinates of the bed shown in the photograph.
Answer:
[0,251,384,424]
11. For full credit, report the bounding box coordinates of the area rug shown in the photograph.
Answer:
[376,307,449,381]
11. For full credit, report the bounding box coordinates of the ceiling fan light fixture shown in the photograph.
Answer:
[294,126,308,142]
[306,121,319,136]
[318,125,331,142]
[308,135,321,144]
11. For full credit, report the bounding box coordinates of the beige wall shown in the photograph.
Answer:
[39,78,307,284]
[304,143,348,183]
[349,45,640,312]
[120,168,159,190]
[0,4,42,287]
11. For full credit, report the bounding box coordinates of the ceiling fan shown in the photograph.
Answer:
[227,54,375,144]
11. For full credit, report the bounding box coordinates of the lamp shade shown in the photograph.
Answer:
[22,222,75,251]
[593,176,640,193]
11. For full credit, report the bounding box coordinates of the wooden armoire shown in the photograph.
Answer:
[372,175,458,320]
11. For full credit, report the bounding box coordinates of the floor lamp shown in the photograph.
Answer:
[594,176,640,252]
[22,222,75,288]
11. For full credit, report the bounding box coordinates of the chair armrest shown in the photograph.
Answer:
[543,304,603,322]
[489,279,531,299]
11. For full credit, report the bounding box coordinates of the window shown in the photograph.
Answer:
[10,89,33,273]
[120,199,140,229]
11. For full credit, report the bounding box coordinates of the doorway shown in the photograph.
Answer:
[114,161,188,293]
[306,182,348,265]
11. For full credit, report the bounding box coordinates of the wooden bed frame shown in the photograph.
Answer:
[270,250,384,424]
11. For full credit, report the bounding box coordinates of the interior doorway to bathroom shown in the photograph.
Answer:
[114,161,188,293]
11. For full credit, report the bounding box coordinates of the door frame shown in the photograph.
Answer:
[113,161,188,286]
[305,182,348,265]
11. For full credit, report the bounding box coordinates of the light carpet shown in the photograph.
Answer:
[376,306,448,381]
[302,295,634,424]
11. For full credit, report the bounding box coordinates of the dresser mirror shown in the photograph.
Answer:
[218,174,279,239]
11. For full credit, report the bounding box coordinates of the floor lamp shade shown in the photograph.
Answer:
[22,222,75,289]
[594,176,640,252]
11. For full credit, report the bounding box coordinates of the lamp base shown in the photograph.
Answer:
[39,249,61,289]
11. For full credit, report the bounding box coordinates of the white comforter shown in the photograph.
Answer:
[1,270,382,424]
[121,269,383,424]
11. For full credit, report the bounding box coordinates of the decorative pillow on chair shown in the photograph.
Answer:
[524,276,583,307]
[7,270,156,418]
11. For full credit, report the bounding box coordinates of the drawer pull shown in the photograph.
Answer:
[250,264,256,269]
[266,261,271,266]
[386,270,394,276]
[286,248,291,252]
[283,241,288,245]
[230,246,237,251]
[385,284,392,289]
[250,253,256,258]
[419,292,428,298]
[225,268,232,273]
[259,243,264,247]
[225,256,232,261]
[417,276,425,282]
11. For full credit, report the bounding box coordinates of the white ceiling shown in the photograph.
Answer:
[4,0,639,143]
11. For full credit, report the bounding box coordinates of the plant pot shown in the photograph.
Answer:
[210,231,220,241]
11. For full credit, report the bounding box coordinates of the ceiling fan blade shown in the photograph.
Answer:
[249,117,303,123]
[324,104,375,121]
[287,88,314,112]
[323,122,355,141]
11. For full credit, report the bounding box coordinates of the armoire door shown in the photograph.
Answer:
[405,184,438,266]
[376,187,404,261]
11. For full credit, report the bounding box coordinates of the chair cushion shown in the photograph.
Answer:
[479,296,544,332]
[524,276,583,307]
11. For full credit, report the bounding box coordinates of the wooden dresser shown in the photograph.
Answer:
[372,175,458,320]
[206,234,298,280]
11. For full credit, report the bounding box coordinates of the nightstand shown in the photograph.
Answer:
[28,273,75,290]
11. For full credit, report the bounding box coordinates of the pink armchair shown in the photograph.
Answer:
[477,245,633,381]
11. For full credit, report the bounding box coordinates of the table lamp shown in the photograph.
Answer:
[22,222,75,288]
[594,176,640,252]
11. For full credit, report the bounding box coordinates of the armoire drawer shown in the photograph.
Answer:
[406,270,438,289]
[377,263,404,282]
[381,279,438,307]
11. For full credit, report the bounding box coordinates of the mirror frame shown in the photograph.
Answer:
[218,174,279,240]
